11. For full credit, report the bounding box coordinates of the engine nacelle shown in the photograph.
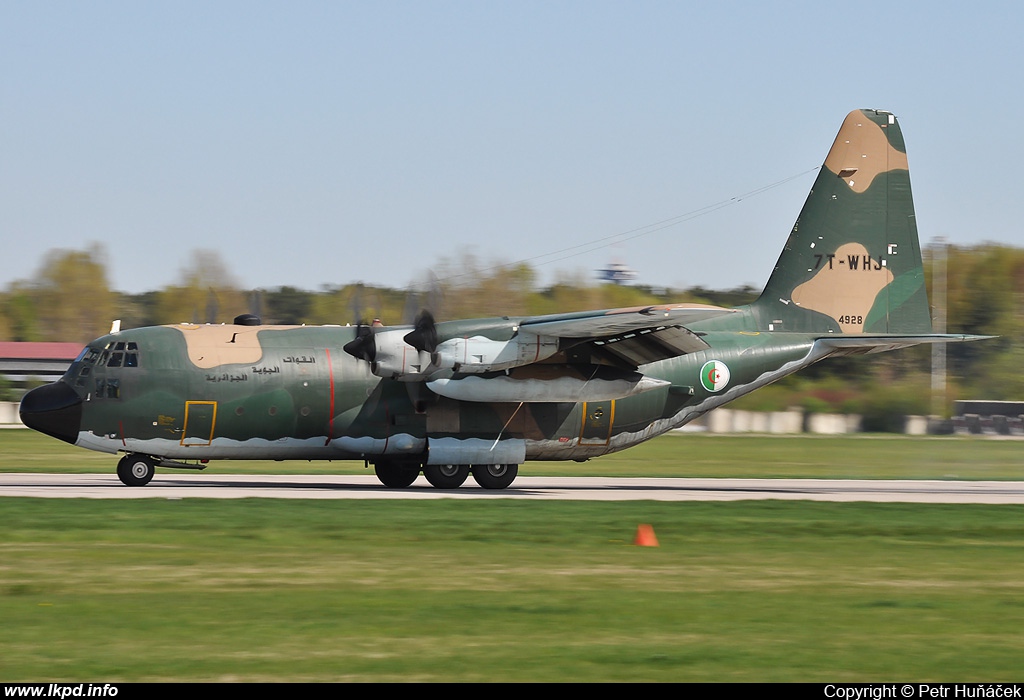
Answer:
[370,329,435,380]
[363,329,559,380]
[434,332,558,373]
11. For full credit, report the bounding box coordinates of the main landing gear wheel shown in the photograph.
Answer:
[423,464,470,489]
[374,463,420,488]
[117,454,156,486]
[471,463,519,490]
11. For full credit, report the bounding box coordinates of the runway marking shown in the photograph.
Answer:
[3,474,1024,504]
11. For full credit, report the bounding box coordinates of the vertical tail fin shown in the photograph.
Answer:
[751,109,932,334]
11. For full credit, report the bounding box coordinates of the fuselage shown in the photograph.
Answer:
[21,315,822,465]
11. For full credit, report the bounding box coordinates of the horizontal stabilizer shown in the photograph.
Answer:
[816,334,993,355]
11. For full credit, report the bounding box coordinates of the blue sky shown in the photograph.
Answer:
[3,1,1022,296]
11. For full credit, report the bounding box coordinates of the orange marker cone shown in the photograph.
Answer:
[633,524,659,547]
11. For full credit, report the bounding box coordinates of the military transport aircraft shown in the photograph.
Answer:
[20,109,986,489]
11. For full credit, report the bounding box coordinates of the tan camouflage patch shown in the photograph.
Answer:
[791,243,893,333]
[172,324,267,369]
[823,110,909,194]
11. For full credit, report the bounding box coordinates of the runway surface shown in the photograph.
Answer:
[3,473,1024,503]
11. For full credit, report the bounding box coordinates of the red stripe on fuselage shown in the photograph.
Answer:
[325,348,335,446]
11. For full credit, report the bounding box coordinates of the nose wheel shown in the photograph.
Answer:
[116,454,156,486]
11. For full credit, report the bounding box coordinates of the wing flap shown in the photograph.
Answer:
[515,303,733,369]
[519,304,735,337]
[589,325,710,365]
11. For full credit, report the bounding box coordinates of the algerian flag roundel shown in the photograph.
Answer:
[700,360,730,393]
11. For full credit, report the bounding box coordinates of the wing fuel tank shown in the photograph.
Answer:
[426,366,670,403]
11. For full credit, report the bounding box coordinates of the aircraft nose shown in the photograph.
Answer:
[19,381,83,444]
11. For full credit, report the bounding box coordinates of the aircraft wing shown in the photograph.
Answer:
[420,303,738,402]
[520,304,737,367]
[519,303,735,337]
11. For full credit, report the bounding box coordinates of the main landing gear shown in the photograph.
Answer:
[374,462,519,490]
[374,462,420,488]
[423,464,470,489]
[470,463,518,490]
[112,453,520,490]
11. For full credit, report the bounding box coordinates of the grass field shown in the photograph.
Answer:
[2,430,1024,681]
[2,498,1024,681]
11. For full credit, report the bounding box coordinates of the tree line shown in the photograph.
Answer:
[2,242,1021,417]
[0,246,761,343]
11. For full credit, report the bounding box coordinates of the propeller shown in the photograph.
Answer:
[402,272,445,325]
[423,271,444,318]
[205,288,219,324]
[249,289,263,319]
[343,282,383,364]
[346,283,364,326]
[342,279,442,378]
[403,310,438,354]
[342,323,377,364]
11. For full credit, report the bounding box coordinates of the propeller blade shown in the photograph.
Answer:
[343,323,376,362]
[404,310,437,353]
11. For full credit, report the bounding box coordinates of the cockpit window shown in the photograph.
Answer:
[102,340,140,368]
[75,339,141,394]
[94,378,120,399]
[71,347,102,387]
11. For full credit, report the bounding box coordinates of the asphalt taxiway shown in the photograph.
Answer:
[2,473,1024,503]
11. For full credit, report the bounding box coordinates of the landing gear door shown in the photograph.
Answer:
[181,401,217,447]
[579,400,614,446]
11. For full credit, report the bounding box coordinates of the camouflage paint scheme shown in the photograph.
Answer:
[19,110,985,489]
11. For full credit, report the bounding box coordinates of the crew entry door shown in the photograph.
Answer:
[579,400,614,446]
[181,401,217,447]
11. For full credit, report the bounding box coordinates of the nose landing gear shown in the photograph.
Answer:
[116,454,156,486]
